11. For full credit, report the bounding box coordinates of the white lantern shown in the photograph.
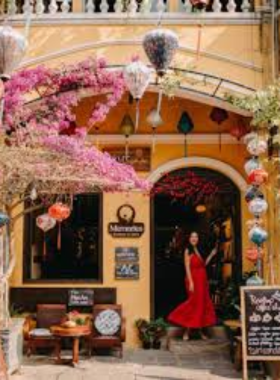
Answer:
[248,198,268,216]
[247,139,267,156]
[0,26,28,80]
[244,158,262,175]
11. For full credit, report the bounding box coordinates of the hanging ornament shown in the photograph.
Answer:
[244,158,262,175]
[147,108,163,153]
[245,186,264,203]
[248,226,268,246]
[209,107,228,151]
[120,114,134,160]
[248,168,268,186]
[36,214,56,259]
[48,202,71,250]
[246,247,264,263]
[190,0,209,9]
[248,197,268,216]
[143,29,179,77]
[244,132,258,145]
[177,111,194,157]
[0,26,28,81]
[247,139,267,156]
[246,273,264,286]
[230,122,248,141]
[0,212,9,228]
[124,59,151,130]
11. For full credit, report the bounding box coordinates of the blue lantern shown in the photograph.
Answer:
[177,112,194,157]
[249,226,268,246]
[245,186,264,203]
[0,212,9,228]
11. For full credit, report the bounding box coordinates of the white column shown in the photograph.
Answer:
[48,0,59,13]
[100,0,109,13]
[212,0,222,12]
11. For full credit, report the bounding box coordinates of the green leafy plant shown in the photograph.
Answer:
[135,318,168,347]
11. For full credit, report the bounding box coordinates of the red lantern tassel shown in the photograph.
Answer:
[57,222,61,251]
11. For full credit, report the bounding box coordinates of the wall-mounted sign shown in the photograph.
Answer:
[115,247,139,262]
[241,286,280,380]
[108,204,145,238]
[115,263,140,280]
[68,289,94,307]
[103,147,151,172]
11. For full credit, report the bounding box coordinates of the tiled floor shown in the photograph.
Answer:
[11,339,242,380]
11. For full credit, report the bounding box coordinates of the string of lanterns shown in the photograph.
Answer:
[244,132,269,284]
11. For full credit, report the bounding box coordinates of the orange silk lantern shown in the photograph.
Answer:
[48,202,71,250]
[248,168,268,186]
[246,247,263,263]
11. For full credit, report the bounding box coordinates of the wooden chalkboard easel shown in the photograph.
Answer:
[241,286,280,380]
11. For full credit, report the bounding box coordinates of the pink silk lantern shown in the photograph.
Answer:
[248,168,268,186]
[48,203,71,250]
[36,213,56,259]
[230,123,247,141]
[246,247,263,263]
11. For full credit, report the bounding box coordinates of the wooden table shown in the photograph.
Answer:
[50,325,91,366]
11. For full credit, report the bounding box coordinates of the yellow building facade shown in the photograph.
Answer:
[7,1,277,346]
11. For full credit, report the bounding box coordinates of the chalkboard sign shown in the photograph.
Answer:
[115,247,139,262]
[68,289,94,307]
[115,263,139,280]
[241,286,280,380]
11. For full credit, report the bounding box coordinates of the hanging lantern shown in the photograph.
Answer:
[30,187,38,201]
[246,247,263,263]
[246,273,264,286]
[48,202,71,250]
[0,26,28,81]
[248,168,268,186]
[147,108,163,153]
[177,111,194,157]
[247,139,267,156]
[230,123,247,141]
[196,204,206,213]
[243,132,258,145]
[143,29,179,77]
[190,0,209,9]
[124,59,151,130]
[248,197,268,216]
[120,114,134,160]
[244,158,262,175]
[245,186,264,203]
[36,214,56,259]
[0,212,9,228]
[210,107,228,151]
[248,226,268,246]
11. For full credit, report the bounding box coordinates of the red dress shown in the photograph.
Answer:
[168,253,216,328]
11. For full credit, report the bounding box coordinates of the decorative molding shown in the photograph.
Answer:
[20,39,262,74]
[147,156,247,191]
[89,133,244,145]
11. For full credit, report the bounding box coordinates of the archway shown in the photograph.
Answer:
[150,162,244,323]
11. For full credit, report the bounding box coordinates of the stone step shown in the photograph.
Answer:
[168,338,230,356]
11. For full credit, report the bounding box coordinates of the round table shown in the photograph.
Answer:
[50,325,91,366]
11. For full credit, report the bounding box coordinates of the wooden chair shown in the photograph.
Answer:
[87,304,126,358]
[24,304,67,357]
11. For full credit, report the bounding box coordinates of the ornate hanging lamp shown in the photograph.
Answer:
[0,26,28,81]
[177,111,194,157]
[124,58,151,130]
[209,107,228,151]
[36,213,56,259]
[147,108,163,153]
[120,114,135,160]
[143,29,179,114]
[48,202,71,250]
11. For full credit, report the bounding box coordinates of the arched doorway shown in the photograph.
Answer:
[151,165,242,322]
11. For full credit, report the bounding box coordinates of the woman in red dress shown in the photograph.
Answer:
[168,231,217,340]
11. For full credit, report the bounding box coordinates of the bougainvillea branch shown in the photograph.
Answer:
[151,171,218,204]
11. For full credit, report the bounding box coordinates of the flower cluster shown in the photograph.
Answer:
[151,171,218,204]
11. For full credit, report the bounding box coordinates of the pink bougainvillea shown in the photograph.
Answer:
[0,57,150,202]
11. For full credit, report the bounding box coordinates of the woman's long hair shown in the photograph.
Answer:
[186,231,205,256]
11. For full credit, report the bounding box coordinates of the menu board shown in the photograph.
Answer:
[68,289,94,307]
[241,286,280,380]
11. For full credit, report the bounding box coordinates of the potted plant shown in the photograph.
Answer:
[135,318,167,349]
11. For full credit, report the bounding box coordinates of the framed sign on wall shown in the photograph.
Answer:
[115,263,140,280]
[115,247,139,263]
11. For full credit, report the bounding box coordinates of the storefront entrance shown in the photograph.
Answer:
[151,166,242,323]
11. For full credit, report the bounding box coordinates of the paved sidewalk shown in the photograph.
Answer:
[11,344,241,380]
